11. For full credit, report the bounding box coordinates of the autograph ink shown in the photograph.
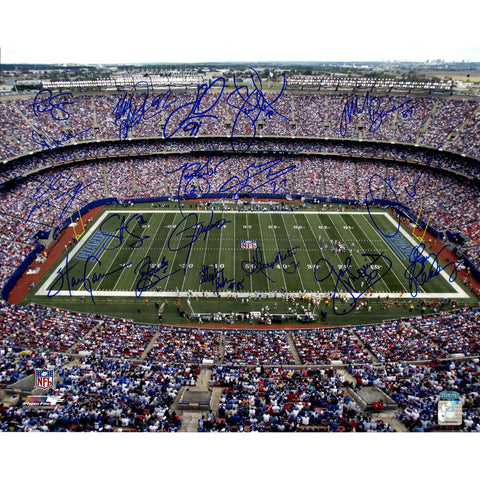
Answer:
[30,89,75,121]
[218,159,296,196]
[405,243,462,297]
[134,255,177,297]
[340,91,413,137]
[241,246,300,282]
[26,173,100,225]
[163,77,226,139]
[99,213,151,250]
[365,153,461,297]
[47,254,132,304]
[31,127,93,151]
[113,81,176,140]
[313,253,393,315]
[199,265,245,294]
[226,68,288,152]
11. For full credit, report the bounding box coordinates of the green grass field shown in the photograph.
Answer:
[32,202,471,324]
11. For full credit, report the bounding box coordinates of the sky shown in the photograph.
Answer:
[1,0,479,64]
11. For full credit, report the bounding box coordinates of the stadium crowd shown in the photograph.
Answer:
[347,359,480,432]
[2,89,480,172]
[0,302,99,354]
[205,366,389,432]
[71,317,158,359]
[223,330,296,365]
[146,327,221,364]
[0,356,196,432]
[6,89,477,160]
[0,150,479,300]
[291,327,372,364]
[354,320,444,362]
[1,86,480,433]
[1,301,479,431]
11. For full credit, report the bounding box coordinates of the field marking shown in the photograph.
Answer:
[302,211,328,293]
[306,212,367,292]
[271,212,294,289]
[42,290,468,299]
[85,210,395,215]
[162,211,190,293]
[258,213,272,292]
[243,211,254,292]
[383,213,466,296]
[233,212,236,287]
[36,208,120,296]
[97,212,142,292]
[291,213,317,291]
[350,213,415,294]
[197,210,214,294]
[113,210,170,292]
[328,212,393,293]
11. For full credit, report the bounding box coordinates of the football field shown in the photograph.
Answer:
[36,205,469,312]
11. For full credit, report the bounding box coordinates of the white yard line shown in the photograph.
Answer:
[44,290,468,299]
[278,211,305,291]
[257,212,272,292]
[267,212,291,290]
[344,213,400,294]
[302,212,330,293]
[112,211,167,292]
[162,211,192,293]
[291,212,317,288]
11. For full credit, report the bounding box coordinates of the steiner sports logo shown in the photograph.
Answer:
[35,368,54,390]
[240,239,258,250]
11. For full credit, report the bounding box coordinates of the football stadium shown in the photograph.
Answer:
[1,65,480,437]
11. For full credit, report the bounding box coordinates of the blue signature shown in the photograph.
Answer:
[314,253,392,315]
[29,89,93,152]
[167,157,228,203]
[226,68,288,152]
[241,246,299,282]
[365,173,402,239]
[26,173,100,224]
[218,158,295,196]
[134,255,180,297]
[112,81,176,140]
[404,156,444,199]
[365,172,461,297]
[99,213,151,250]
[340,91,413,137]
[365,156,456,295]
[167,211,230,275]
[113,68,287,151]
[199,265,244,294]
[163,77,225,139]
[31,127,93,150]
[405,243,462,297]
[366,156,445,238]
[30,89,74,121]
[47,254,132,304]
[168,156,295,202]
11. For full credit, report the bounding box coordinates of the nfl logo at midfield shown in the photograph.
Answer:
[35,368,54,390]
[240,239,258,250]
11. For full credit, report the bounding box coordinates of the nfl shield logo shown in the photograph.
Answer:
[240,239,258,250]
[35,368,54,390]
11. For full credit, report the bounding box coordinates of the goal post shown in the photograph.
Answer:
[70,208,86,241]
[412,207,431,243]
